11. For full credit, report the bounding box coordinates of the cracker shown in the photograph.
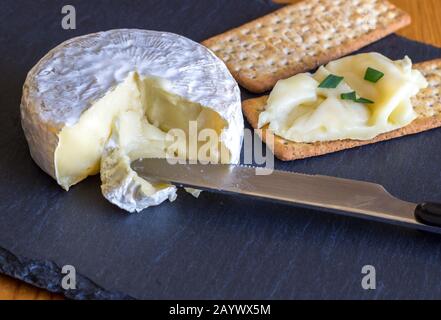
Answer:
[242,59,441,161]
[202,0,411,93]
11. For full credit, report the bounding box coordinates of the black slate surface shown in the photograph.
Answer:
[1,0,441,299]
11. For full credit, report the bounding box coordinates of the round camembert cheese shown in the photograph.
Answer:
[21,29,244,212]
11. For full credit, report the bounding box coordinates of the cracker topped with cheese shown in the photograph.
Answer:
[243,54,441,161]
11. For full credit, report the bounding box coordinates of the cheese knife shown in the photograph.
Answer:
[132,159,441,234]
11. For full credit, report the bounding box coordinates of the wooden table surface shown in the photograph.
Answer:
[1,0,440,300]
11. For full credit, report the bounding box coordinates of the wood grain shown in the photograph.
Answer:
[1,0,440,301]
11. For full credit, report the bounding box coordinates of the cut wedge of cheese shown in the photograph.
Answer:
[100,105,177,212]
[21,30,243,212]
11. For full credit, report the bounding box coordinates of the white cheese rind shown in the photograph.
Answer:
[21,29,243,192]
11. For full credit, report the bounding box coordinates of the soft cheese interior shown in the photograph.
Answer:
[258,53,428,143]
[54,72,228,212]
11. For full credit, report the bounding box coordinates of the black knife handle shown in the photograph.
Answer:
[415,203,441,227]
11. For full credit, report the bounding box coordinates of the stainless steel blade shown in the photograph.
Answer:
[131,159,440,234]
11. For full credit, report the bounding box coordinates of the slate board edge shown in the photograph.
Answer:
[0,246,133,300]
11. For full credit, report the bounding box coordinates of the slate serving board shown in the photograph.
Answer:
[1,0,441,300]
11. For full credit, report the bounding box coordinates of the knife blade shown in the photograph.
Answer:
[131,158,441,234]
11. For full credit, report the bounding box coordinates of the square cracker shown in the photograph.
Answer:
[242,59,441,161]
[202,0,411,93]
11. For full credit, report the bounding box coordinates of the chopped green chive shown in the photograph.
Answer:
[364,67,384,83]
[341,91,374,104]
[318,74,344,89]
[341,91,357,101]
